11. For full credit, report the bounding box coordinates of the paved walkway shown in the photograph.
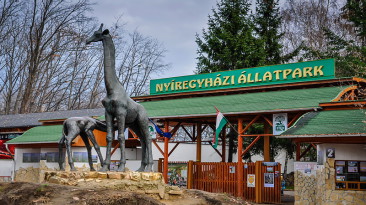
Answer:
[281,191,294,204]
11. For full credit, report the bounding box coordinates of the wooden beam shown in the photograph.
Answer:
[288,112,302,127]
[332,85,357,102]
[201,124,208,132]
[262,116,273,127]
[163,121,169,183]
[111,142,120,156]
[241,136,262,157]
[296,142,301,161]
[311,143,317,149]
[168,142,181,157]
[152,139,164,156]
[237,118,244,198]
[181,125,194,141]
[170,122,182,136]
[129,129,139,139]
[241,134,273,137]
[196,123,202,162]
[299,144,313,159]
[241,115,261,135]
[133,78,359,102]
[209,142,222,157]
[264,123,270,162]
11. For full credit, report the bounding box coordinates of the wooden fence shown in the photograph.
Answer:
[186,161,281,204]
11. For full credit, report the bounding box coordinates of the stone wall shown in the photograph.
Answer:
[295,158,366,205]
[43,170,182,200]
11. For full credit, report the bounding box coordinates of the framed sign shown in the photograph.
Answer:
[247,174,255,187]
[264,173,274,188]
[273,113,288,135]
[326,148,335,158]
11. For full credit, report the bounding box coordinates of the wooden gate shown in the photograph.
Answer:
[187,161,281,204]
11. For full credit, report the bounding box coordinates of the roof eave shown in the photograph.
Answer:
[149,107,319,119]
[277,133,366,138]
[5,141,59,145]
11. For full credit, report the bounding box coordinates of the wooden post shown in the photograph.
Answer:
[264,123,270,162]
[163,121,169,183]
[237,118,243,197]
[196,123,202,162]
[255,161,263,203]
[221,126,226,162]
[296,142,301,161]
[187,160,194,189]
[158,158,163,173]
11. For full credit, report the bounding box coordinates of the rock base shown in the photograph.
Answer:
[43,171,182,200]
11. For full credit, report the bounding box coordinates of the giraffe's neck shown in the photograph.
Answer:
[102,35,123,95]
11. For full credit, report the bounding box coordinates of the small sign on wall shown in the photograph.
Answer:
[264,173,274,187]
[326,148,335,158]
[247,174,255,187]
[273,113,288,135]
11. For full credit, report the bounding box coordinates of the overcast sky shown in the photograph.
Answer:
[90,0,217,79]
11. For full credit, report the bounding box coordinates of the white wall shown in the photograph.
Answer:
[15,147,41,170]
[317,143,366,164]
[0,159,14,179]
[152,142,224,162]
[13,141,295,173]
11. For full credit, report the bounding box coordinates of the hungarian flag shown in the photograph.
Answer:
[213,107,228,149]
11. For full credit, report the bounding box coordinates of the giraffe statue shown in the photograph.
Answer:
[86,24,153,172]
[58,117,106,171]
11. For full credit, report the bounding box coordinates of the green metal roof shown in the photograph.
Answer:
[280,109,366,137]
[6,125,62,144]
[141,86,347,118]
[7,86,351,144]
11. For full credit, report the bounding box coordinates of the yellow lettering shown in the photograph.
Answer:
[164,83,171,91]
[175,81,182,90]
[182,81,189,89]
[255,73,262,82]
[283,69,292,79]
[188,80,196,88]
[223,76,230,85]
[238,74,246,84]
[156,84,163,92]
[231,75,235,84]
[247,73,254,83]
[214,77,222,86]
[292,68,302,78]
[197,79,205,88]
[263,71,272,81]
[313,66,324,76]
[303,67,313,77]
[273,70,282,80]
[205,78,213,87]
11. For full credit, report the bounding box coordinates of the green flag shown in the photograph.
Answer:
[214,108,228,149]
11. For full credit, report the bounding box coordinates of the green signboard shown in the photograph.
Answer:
[150,59,335,95]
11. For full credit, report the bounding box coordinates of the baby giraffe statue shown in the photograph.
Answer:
[86,24,153,172]
[58,117,106,171]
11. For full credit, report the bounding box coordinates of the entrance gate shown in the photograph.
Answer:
[186,161,281,204]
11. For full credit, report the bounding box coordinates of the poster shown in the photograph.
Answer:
[247,174,255,187]
[264,173,274,188]
[273,113,288,135]
[168,163,188,187]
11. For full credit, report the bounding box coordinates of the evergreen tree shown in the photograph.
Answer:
[303,0,366,77]
[253,0,283,65]
[195,0,265,74]
[343,0,366,45]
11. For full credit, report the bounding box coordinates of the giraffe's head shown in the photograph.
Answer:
[86,24,109,44]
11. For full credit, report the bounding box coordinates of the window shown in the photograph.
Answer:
[335,160,366,190]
